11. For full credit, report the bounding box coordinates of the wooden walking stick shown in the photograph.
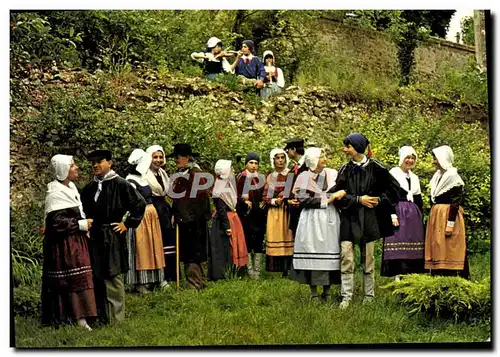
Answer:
[176,223,180,292]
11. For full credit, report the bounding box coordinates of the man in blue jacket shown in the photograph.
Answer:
[231,40,266,89]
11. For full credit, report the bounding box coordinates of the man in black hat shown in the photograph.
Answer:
[236,152,267,279]
[284,138,306,176]
[284,138,307,258]
[81,149,146,324]
[167,144,212,290]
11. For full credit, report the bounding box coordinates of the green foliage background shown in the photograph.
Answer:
[460,16,475,46]
[10,10,486,106]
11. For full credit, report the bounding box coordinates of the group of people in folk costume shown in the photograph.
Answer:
[40,132,469,330]
[191,37,285,100]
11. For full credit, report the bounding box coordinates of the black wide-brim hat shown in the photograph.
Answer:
[87,149,112,161]
[166,143,200,158]
[284,138,305,150]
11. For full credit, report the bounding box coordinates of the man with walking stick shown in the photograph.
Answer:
[167,144,212,290]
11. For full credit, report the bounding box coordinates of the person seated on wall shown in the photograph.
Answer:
[191,36,235,81]
[261,50,285,100]
[230,40,266,90]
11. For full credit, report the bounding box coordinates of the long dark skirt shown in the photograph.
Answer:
[41,232,97,326]
[240,212,265,254]
[208,217,232,281]
[178,220,208,264]
[381,201,426,277]
[151,197,177,282]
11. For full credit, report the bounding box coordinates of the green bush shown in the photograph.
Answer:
[11,202,45,287]
[10,12,81,71]
[12,249,42,288]
[415,57,488,106]
[14,283,42,318]
[382,274,491,324]
[214,73,243,91]
[466,227,491,255]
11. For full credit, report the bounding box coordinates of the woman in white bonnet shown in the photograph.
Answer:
[262,148,293,276]
[190,36,235,80]
[124,149,166,294]
[425,145,469,278]
[208,159,248,280]
[291,148,346,302]
[260,50,285,100]
[41,154,96,331]
[145,144,176,289]
[381,146,426,280]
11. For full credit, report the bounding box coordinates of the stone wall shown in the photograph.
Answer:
[315,20,400,84]
[317,19,475,83]
[415,37,475,76]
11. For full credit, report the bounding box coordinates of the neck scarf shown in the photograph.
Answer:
[178,161,201,174]
[390,167,421,202]
[145,167,170,196]
[45,180,85,218]
[242,53,254,63]
[430,145,464,202]
[292,168,338,200]
[93,170,118,202]
[430,167,464,203]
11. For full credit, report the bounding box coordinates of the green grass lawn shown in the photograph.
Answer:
[14,253,491,347]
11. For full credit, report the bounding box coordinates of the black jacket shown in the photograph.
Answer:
[333,159,400,244]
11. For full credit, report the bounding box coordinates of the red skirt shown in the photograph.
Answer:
[41,231,97,324]
[227,211,249,267]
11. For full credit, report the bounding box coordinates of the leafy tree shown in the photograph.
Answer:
[461,16,475,46]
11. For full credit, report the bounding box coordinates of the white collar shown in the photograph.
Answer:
[272,168,290,178]
[93,170,118,182]
[352,155,368,166]
[242,53,254,61]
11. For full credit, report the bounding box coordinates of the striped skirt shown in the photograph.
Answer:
[125,204,165,286]
[265,205,294,272]
[381,201,426,276]
[292,204,341,285]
